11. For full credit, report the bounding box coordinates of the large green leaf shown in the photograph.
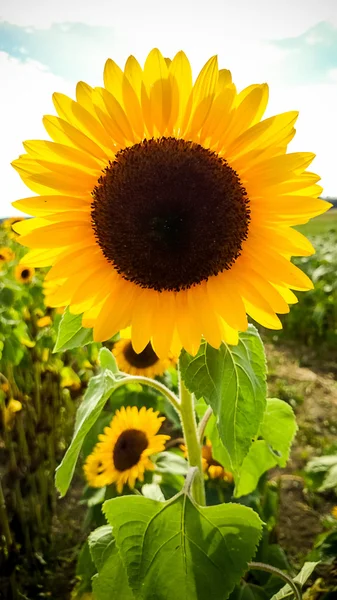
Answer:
[180,325,267,470]
[55,367,116,496]
[53,307,93,352]
[89,525,134,600]
[104,492,262,600]
[235,399,297,497]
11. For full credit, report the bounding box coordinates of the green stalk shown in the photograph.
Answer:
[112,374,181,414]
[33,363,41,420]
[248,562,302,600]
[16,415,30,466]
[0,478,12,550]
[178,368,206,506]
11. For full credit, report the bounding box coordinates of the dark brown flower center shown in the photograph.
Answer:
[21,269,30,279]
[123,341,159,369]
[91,137,250,292]
[113,429,148,471]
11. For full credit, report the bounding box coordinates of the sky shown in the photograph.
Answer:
[1,0,337,216]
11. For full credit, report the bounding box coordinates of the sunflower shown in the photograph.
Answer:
[94,406,169,493]
[11,49,330,358]
[201,440,233,482]
[83,448,109,488]
[14,264,35,284]
[113,338,176,377]
[0,247,15,263]
[2,217,25,240]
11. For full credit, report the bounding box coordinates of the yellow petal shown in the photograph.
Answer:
[182,55,218,137]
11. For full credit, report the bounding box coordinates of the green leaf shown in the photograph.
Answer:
[53,307,93,352]
[234,399,297,497]
[104,492,262,600]
[73,540,97,597]
[0,287,15,306]
[230,583,269,600]
[154,451,188,475]
[318,463,337,492]
[2,335,25,366]
[55,370,116,496]
[260,399,297,467]
[305,455,337,491]
[141,483,165,501]
[180,325,267,471]
[89,525,114,571]
[89,525,134,600]
[99,346,119,373]
[235,441,277,498]
[270,561,319,600]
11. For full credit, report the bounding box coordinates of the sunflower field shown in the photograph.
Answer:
[1,49,337,600]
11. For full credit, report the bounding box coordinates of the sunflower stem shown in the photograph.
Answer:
[113,374,181,414]
[248,562,302,600]
[178,367,206,506]
[197,406,213,444]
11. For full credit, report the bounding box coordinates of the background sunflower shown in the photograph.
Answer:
[93,405,170,493]
[14,264,35,284]
[112,338,176,377]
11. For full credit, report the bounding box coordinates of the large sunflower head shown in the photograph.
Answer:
[94,406,170,493]
[12,49,330,357]
[14,264,35,284]
[113,338,176,377]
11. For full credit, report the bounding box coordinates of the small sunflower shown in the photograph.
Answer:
[83,448,109,488]
[95,406,170,493]
[201,440,233,482]
[14,264,35,284]
[113,338,176,377]
[181,439,233,482]
[2,217,24,236]
[0,247,15,263]
[12,49,330,358]
[3,217,24,229]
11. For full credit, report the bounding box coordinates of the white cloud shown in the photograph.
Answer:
[0,52,72,216]
[2,0,337,37]
[266,82,337,197]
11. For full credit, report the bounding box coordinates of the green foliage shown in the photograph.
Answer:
[73,541,97,598]
[180,325,267,472]
[98,347,119,373]
[89,525,133,599]
[235,399,297,497]
[55,357,117,496]
[54,308,94,352]
[305,454,337,493]
[270,562,319,599]
[103,491,262,600]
